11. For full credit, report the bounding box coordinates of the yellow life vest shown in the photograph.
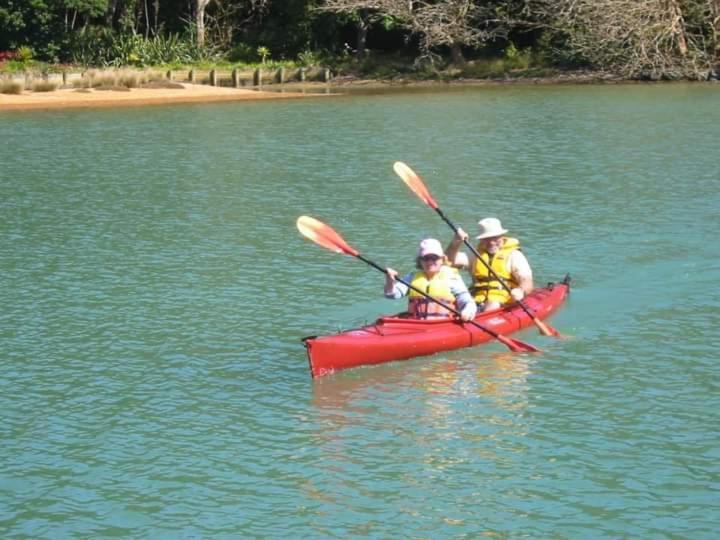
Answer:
[407,266,458,318]
[471,237,520,305]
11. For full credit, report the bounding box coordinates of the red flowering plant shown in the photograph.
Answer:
[0,51,18,68]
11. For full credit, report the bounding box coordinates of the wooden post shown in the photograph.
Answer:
[299,67,306,82]
[254,68,262,88]
[232,68,240,88]
[62,71,67,87]
[276,67,285,84]
[323,68,331,83]
[210,69,217,86]
[166,70,173,81]
[189,69,196,83]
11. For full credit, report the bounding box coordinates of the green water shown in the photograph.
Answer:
[1,84,719,537]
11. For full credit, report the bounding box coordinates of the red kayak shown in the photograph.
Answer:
[302,276,570,378]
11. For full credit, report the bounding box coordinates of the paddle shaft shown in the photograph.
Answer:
[355,253,511,342]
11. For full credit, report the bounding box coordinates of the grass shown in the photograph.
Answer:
[0,80,23,94]
[72,78,92,88]
[94,85,131,91]
[91,74,118,88]
[117,72,139,88]
[141,80,185,89]
[31,80,58,92]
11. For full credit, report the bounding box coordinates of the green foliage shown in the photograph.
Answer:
[504,43,531,70]
[257,46,271,64]
[458,58,519,78]
[69,26,216,67]
[331,51,424,79]
[228,43,257,63]
[16,46,34,62]
[69,26,114,66]
[2,0,718,80]
[296,49,319,66]
[1,60,29,72]
[379,15,400,32]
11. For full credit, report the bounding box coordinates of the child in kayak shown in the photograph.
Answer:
[384,238,477,321]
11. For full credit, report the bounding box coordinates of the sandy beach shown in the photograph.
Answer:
[0,82,326,112]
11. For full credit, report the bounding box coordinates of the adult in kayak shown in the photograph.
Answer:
[446,217,534,312]
[385,238,477,321]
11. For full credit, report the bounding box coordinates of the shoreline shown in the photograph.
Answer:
[0,82,327,112]
[2,74,715,112]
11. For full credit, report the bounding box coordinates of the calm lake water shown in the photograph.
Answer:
[2,83,719,538]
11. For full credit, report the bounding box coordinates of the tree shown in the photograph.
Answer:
[195,0,270,49]
[196,0,212,47]
[0,0,108,58]
[395,1,499,64]
[315,1,395,57]
[529,0,716,78]
[317,0,511,63]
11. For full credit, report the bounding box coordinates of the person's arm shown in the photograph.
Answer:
[384,269,410,299]
[445,227,468,266]
[448,272,477,321]
[508,251,534,300]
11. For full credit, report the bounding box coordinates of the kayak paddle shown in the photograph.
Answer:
[393,161,562,338]
[296,215,541,353]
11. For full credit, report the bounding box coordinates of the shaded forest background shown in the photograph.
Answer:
[1,0,719,79]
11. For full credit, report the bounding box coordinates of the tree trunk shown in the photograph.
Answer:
[667,0,688,56]
[450,42,465,65]
[153,0,160,35]
[711,0,720,61]
[144,0,150,38]
[105,0,118,27]
[196,0,211,48]
[356,10,368,58]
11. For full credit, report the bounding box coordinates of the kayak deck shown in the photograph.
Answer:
[303,275,570,378]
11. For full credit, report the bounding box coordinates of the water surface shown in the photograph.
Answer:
[1,83,719,537]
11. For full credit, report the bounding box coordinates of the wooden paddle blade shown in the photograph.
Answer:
[497,334,542,353]
[533,316,563,338]
[296,216,359,257]
[393,161,439,209]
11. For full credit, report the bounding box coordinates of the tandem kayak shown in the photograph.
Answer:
[302,275,570,378]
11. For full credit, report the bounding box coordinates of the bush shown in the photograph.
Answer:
[0,80,23,94]
[0,51,18,62]
[228,43,258,63]
[297,50,319,67]
[31,80,58,92]
[72,77,92,88]
[91,74,117,87]
[69,26,206,67]
[15,46,34,62]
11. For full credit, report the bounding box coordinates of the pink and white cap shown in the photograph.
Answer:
[417,238,444,257]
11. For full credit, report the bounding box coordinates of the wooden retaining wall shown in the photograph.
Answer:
[0,66,332,90]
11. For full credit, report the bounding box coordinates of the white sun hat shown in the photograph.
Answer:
[417,238,444,257]
[475,217,508,240]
